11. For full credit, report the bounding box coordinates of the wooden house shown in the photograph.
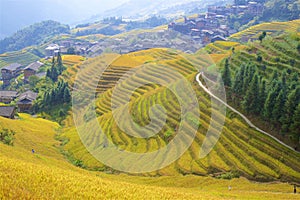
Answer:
[1,63,23,87]
[24,61,44,82]
[0,106,16,119]
[17,91,38,113]
[0,91,18,104]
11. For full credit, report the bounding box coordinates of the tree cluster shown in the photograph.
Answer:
[227,62,299,141]
[46,52,65,82]
[40,80,71,108]
[0,128,16,146]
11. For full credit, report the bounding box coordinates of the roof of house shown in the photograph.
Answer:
[45,44,60,51]
[0,106,15,118]
[0,91,18,98]
[18,91,38,103]
[2,63,22,71]
[212,35,227,41]
[24,61,44,71]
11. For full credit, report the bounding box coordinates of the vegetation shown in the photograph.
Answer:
[211,32,300,147]
[230,19,300,41]
[59,48,300,183]
[0,114,299,199]
[0,51,40,69]
[0,20,70,54]
[228,0,299,32]
[0,128,16,146]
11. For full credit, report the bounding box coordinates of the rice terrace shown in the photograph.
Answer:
[0,0,299,199]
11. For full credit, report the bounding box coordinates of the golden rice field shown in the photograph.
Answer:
[60,47,300,183]
[1,24,300,198]
[230,19,300,41]
[0,114,299,199]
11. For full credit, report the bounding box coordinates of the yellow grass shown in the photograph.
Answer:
[231,19,300,40]
[0,112,299,199]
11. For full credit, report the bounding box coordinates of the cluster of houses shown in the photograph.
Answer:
[45,41,99,57]
[2,61,45,87]
[49,29,203,56]
[0,90,38,119]
[0,62,42,118]
[168,1,264,44]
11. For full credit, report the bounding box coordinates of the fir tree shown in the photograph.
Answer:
[222,59,231,87]
[242,74,260,114]
[280,87,300,133]
[263,81,282,119]
[232,64,245,94]
[290,103,300,142]
[272,89,285,124]
[259,79,267,110]
[63,87,71,103]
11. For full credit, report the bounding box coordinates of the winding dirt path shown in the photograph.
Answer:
[196,72,296,152]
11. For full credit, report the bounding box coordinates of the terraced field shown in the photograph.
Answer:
[0,50,40,68]
[230,19,300,42]
[61,47,300,182]
[2,114,299,199]
[228,34,300,79]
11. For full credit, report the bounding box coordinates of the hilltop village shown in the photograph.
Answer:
[168,0,264,44]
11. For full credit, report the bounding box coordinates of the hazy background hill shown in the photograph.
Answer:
[0,0,225,39]
[0,0,127,39]
[89,0,220,21]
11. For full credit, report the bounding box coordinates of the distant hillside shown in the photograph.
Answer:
[230,19,300,42]
[0,20,70,54]
[234,0,300,31]
[89,0,224,21]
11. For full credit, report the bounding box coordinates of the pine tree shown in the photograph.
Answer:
[290,103,300,142]
[263,81,282,119]
[242,74,260,114]
[259,79,267,111]
[46,69,51,79]
[222,59,231,87]
[232,64,245,94]
[50,65,59,82]
[63,87,71,103]
[280,87,300,133]
[56,52,65,74]
[52,56,55,64]
[57,52,62,66]
[242,63,255,95]
[272,89,285,124]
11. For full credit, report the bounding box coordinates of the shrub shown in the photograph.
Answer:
[216,171,240,180]
[0,128,16,146]
[256,55,263,62]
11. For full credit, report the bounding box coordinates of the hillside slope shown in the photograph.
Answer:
[60,47,300,182]
[0,20,70,54]
[1,115,299,199]
[230,19,300,42]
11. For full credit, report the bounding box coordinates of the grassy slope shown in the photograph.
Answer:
[0,114,299,199]
[60,46,300,182]
[230,19,300,41]
[0,50,40,68]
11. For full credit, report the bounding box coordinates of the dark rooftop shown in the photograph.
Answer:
[2,63,22,71]
[0,106,15,118]
[25,61,44,72]
[18,90,38,102]
[0,91,18,98]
